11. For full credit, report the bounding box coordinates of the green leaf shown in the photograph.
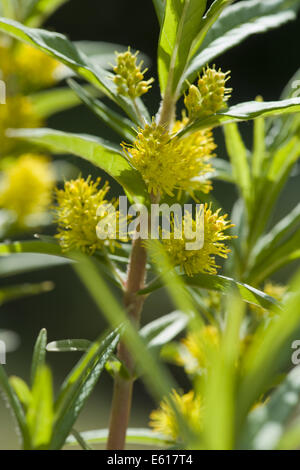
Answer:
[252,107,266,178]
[31,328,47,387]
[140,311,189,349]
[158,0,207,95]
[0,282,53,306]
[188,0,233,60]
[9,376,32,410]
[51,329,120,450]
[245,137,300,264]
[177,98,300,135]
[66,427,171,447]
[140,272,278,310]
[73,253,176,402]
[0,366,30,448]
[248,202,300,276]
[0,240,70,278]
[224,123,252,214]
[0,17,148,125]
[47,339,92,352]
[70,428,93,450]
[67,79,136,142]
[9,128,148,204]
[27,365,54,449]
[239,366,300,450]
[238,269,300,424]
[203,294,245,449]
[182,0,300,92]
[153,0,166,26]
[30,86,99,119]
[247,229,300,285]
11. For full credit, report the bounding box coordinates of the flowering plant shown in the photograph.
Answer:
[0,0,300,451]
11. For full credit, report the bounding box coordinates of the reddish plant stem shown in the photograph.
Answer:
[106,237,147,450]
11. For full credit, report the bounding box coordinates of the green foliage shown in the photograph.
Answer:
[1,0,300,452]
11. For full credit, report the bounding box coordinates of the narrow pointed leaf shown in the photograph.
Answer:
[182,0,300,92]
[31,328,47,387]
[9,128,148,203]
[140,272,278,310]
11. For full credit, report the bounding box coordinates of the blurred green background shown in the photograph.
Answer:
[0,0,300,449]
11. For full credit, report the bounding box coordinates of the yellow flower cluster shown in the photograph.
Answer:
[0,43,60,91]
[149,390,202,441]
[0,154,54,226]
[177,326,220,375]
[185,66,232,120]
[113,48,154,98]
[54,177,121,254]
[156,204,234,276]
[14,44,60,91]
[123,120,216,197]
[0,95,42,156]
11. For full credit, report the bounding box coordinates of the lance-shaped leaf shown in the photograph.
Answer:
[140,311,189,349]
[31,328,47,387]
[238,269,300,423]
[0,17,149,125]
[67,79,136,142]
[177,98,300,136]
[158,0,207,94]
[30,86,99,119]
[51,329,120,449]
[239,366,300,450]
[248,202,300,275]
[152,0,166,26]
[224,123,252,215]
[140,272,278,310]
[181,0,300,93]
[46,339,92,353]
[0,280,53,304]
[9,128,148,204]
[0,366,30,448]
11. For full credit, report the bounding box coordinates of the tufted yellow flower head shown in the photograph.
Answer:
[0,95,42,156]
[14,44,60,91]
[0,154,54,226]
[113,48,154,98]
[153,204,234,276]
[185,65,232,121]
[177,326,220,375]
[55,176,124,255]
[122,120,216,197]
[149,390,202,441]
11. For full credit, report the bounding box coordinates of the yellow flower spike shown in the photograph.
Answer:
[153,204,234,277]
[54,177,123,255]
[113,48,154,98]
[185,65,232,120]
[178,326,220,374]
[0,95,42,156]
[14,44,60,91]
[122,120,216,197]
[149,390,202,441]
[184,85,203,121]
[0,154,54,226]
